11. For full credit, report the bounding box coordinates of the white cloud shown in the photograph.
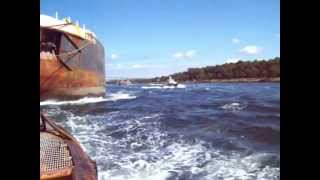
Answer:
[240,45,261,55]
[107,63,124,69]
[185,50,197,58]
[232,38,240,44]
[173,52,184,59]
[132,64,143,68]
[111,53,119,60]
[109,63,161,69]
[115,64,123,69]
[173,50,197,59]
[131,64,161,69]
[226,58,239,63]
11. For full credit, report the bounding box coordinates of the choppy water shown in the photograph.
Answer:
[40,83,280,180]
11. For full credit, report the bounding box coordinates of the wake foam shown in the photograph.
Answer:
[45,109,279,180]
[40,92,136,106]
[221,102,247,111]
[107,92,137,101]
[142,84,186,89]
[40,97,108,106]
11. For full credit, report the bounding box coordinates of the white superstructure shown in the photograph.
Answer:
[40,14,96,42]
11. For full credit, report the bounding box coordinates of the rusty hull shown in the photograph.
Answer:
[40,57,105,100]
[40,28,105,100]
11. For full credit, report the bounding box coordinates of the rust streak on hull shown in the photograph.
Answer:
[40,58,105,100]
[40,24,106,100]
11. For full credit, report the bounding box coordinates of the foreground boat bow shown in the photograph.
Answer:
[40,113,97,180]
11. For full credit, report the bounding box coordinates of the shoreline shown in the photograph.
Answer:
[107,77,280,84]
[183,77,280,83]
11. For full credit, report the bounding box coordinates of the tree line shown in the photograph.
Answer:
[128,57,280,83]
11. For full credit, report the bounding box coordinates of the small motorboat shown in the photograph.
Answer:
[141,76,186,89]
[40,113,97,180]
[117,79,132,86]
[166,76,179,87]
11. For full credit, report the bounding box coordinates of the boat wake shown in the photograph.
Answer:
[41,83,280,180]
[220,102,247,111]
[142,84,186,89]
[40,92,137,106]
[107,91,137,101]
[43,108,279,180]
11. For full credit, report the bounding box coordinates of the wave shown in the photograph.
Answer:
[142,84,186,89]
[40,92,136,106]
[40,96,108,106]
[41,83,280,180]
[220,102,247,111]
[107,92,137,101]
[47,110,279,180]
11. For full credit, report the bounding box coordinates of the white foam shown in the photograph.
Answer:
[40,92,136,106]
[176,84,186,88]
[142,84,186,89]
[221,102,247,111]
[46,109,279,180]
[40,97,108,106]
[141,86,163,89]
[202,152,280,180]
[149,83,163,86]
[107,92,137,101]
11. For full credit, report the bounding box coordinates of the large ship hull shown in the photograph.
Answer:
[40,26,105,100]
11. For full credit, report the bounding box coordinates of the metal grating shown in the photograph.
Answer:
[40,132,73,175]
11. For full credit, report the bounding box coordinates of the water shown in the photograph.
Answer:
[40,83,280,180]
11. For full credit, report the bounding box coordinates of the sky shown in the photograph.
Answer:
[41,0,280,79]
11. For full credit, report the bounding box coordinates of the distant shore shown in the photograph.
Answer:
[107,77,280,84]
[183,77,280,83]
[108,57,280,84]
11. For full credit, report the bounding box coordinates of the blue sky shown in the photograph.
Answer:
[41,0,280,79]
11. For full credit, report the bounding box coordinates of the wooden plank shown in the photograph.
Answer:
[65,140,97,180]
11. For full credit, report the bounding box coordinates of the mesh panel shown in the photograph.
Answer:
[40,132,73,175]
